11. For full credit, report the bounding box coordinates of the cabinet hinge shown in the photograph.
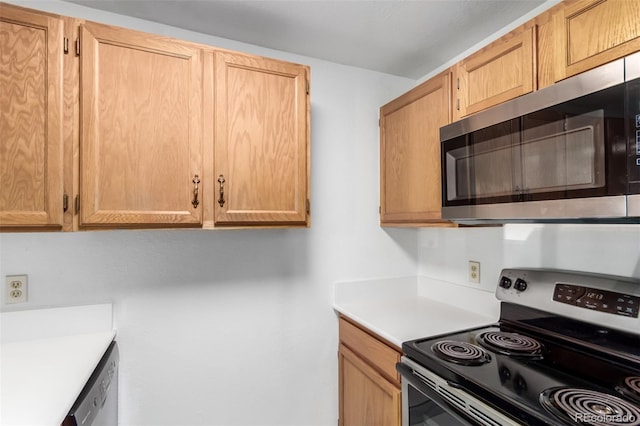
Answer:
[63,37,69,54]
[306,199,310,215]
[306,80,310,95]
[75,38,80,56]
[63,194,69,212]
[74,194,80,214]
[456,98,460,111]
[379,205,381,214]
[457,77,460,90]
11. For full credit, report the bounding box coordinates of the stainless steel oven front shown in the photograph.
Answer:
[397,357,519,426]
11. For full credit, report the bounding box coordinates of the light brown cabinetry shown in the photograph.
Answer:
[338,316,401,426]
[0,2,311,231]
[553,0,640,81]
[79,22,204,228]
[213,51,310,226]
[0,4,64,229]
[454,26,536,119]
[535,8,559,90]
[380,70,453,226]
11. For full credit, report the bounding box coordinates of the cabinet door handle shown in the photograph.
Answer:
[192,174,200,208]
[217,175,226,207]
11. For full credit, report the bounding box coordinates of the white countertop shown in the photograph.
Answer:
[333,276,499,348]
[1,304,115,426]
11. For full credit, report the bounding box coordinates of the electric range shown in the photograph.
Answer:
[397,268,640,426]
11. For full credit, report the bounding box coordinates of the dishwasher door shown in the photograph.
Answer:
[63,341,118,426]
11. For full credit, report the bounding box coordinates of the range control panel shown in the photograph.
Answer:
[553,284,640,318]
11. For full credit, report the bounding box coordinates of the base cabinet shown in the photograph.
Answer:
[338,316,401,426]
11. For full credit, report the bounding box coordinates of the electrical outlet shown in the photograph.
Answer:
[5,275,28,304]
[468,261,480,284]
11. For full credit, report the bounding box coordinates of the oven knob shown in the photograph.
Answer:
[514,279,528,292]
[514,374,528,394]
[499,276,512,289]
[499,365,511,383]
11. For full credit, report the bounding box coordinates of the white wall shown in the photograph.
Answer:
[418,224,640,296]
[0,2,418,425]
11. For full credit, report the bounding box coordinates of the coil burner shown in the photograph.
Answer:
[478,331,544,357]
[616,377,640,404]
[540,387,640,426]
[431,340,490,366]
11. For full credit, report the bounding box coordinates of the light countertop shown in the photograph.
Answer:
[1,304,115,426]
[333,276,499,349]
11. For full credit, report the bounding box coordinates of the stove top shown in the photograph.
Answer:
[401,269,640,426]
[404,320,640,425]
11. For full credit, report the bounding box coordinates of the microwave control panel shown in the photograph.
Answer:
[636,115,640,157]
[554,283,640,318]
[630,77,640,183]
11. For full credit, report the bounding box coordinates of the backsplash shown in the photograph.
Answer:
[418,224,640,294]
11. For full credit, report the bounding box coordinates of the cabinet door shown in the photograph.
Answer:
[380,71,452,226]
[338,344,401,426]
[554,0,640,81]
[455,27,535,119]
[0,4,63,229]
[79,22,203,227]
[214,52,310,226]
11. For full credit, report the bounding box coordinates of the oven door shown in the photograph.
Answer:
[397,358,521,426]
[398,363,476,426]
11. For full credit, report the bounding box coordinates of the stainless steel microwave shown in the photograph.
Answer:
[440,52,640,224]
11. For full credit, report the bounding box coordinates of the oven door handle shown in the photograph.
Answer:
[396,362,478,426]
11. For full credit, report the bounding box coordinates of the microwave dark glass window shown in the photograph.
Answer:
[444,119,521,203]
[521,109,605,194]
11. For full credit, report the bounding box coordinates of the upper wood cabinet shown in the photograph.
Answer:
[454,26,536,120]
[553,0,640,81]
[380,70,453,226]
[0,4,64,229]
[78,22,204,228]
[213,51,310,226]
[535,8,558,90]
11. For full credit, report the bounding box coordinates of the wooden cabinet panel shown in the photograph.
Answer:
[214,51,310,226]
[455,27,535,119]
[380,71,453,226]
[79,22,203,227]
[0,4,63,229]
[339,344,401,426]
[338,316,402,426]
[339,317,401,385]
[554,0,640,81]
[536,10,558,90]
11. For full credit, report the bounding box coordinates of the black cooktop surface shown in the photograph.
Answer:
[403,306,640,425]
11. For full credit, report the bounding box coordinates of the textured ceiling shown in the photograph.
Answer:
[64,0,549,79]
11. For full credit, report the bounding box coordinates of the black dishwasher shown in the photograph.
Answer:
[63,341,119,426]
